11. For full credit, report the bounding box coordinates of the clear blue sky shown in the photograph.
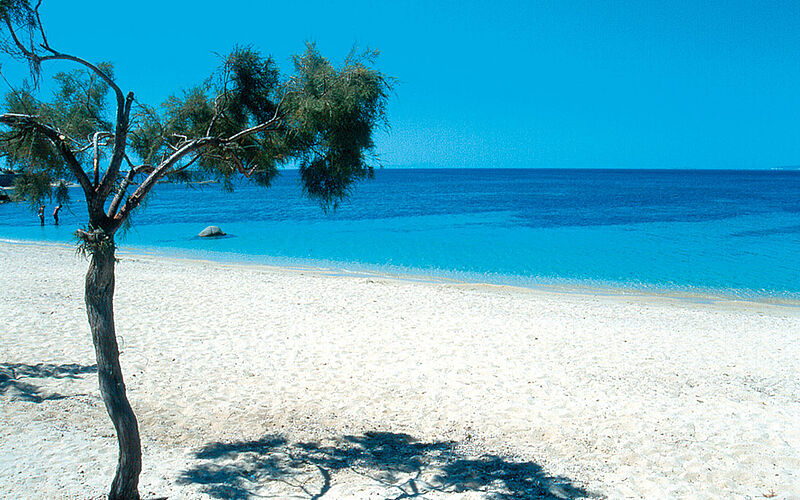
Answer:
[3,0,800,169]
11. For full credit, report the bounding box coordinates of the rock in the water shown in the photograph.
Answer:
[198,226,226,237]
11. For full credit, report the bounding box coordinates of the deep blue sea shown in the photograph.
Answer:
[2,168,799,298]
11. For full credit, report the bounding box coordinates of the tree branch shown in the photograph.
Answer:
[205,91,230,136]
[33,1,49,50]
[97,91,133,200]
[165,151,202,176]
[106,167,137,218]
[226,113,281,142]
[92,131,114,187]
[0,112,93,196]
[111,137,218,230]
[4,18,125,109]
[3,18,28,62]
[123,152,152,172]
[4,15,132,201]
[110,96,286,231]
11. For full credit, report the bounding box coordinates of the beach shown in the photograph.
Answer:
[1,239,799,499]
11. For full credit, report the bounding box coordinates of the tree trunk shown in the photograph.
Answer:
[85,239,141,500]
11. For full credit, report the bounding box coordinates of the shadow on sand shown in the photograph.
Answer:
[0,362,97,402]
[180,431,592,499]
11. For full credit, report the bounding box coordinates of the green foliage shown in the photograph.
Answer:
[11,169,50,206]
[50,64,114,139]
[0,1,34,32]
[1,27,392,215]
[53,178,69,205]
[0,65,113,188]
[0,84,65,173]
[128,103,165,165]
[225,46,279,124]
[128,43,391,208]
[286,44,390,208]
[8,169,68,207]
[0,1,44,83]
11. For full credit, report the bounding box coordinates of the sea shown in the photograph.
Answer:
[1,168,799,300]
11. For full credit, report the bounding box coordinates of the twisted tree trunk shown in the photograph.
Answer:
[85,238,141,500]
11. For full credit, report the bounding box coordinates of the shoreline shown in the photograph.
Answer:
[3,236,799,310]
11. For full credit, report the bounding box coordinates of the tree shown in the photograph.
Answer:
[0,2,391,498]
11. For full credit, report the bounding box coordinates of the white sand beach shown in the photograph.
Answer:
[1,240,799,499]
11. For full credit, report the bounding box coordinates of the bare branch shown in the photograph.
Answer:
[33,1,49,50]
[166,151,202,175]
[107,154,157,218]
[39,53,121,94]
[3,19,28,60]
[205,88,234,136]
[123,153,152,172]
[111,137,218,230]
[92,131,113,187]
[4,17,125,109]
[225,113,281,142]
[106,168,136,218]
[224,92,290,142]
[97,91,134,200]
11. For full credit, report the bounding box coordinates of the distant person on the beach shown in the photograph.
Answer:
[38,205,45,226]
[53,205,61,225]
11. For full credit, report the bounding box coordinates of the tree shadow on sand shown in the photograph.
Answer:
[0,362,97,403]
[180,431,594,499]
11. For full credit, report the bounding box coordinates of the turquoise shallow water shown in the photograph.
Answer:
[1,168,799,298]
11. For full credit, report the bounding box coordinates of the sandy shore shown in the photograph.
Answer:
[0,240,798,499]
